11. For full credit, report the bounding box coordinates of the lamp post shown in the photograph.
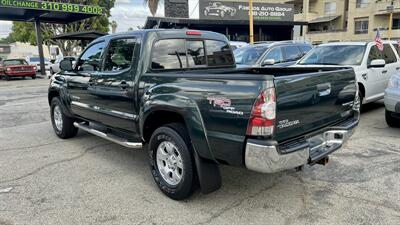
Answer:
[388,1,394,40]
[249,0,254,44]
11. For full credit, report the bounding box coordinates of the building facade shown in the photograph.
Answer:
[287,0,400,44]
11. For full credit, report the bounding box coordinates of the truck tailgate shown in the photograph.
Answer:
[273,68,357,142]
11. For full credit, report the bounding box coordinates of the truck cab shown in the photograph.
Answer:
[49,29,359,200]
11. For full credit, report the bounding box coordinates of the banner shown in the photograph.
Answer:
[0,0,104,15]
[199,1,294,22]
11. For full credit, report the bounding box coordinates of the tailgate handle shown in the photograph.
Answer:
[317,83,331,97]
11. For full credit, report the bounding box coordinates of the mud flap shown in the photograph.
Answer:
[193,151,221,194]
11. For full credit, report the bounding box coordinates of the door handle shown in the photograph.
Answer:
[382,70,388,74]
[317,83,331,96]
[119,81,129,90]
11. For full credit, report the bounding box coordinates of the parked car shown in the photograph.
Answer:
[385,74,400,127]
[297,41,400,108]
[204,2,236,18]
[0,59,36,80]
[229,41,249,50]
[234,41,312,68]
[49,29,359,200]
[25,56,51,72]
[50,56,77,75]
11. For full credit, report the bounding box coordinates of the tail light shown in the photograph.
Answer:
[247,88,276,136]
[186,30,202,36]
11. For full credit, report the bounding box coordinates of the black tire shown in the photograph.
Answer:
[50,68,54,75]
[386,110,400,127]
[5,75,10,81]
[32,75,36,79]
[50,97,78,139]
[148,123,195,200]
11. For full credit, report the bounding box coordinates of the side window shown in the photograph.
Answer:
[76,42,105,72]
[368,44,397,65]
[367,45,381,65]
[282,46,302,61]
[187,40,207,67]
[152,39,187,70]
[205,40,234,66]
[103,38,136,72]
[265,47,283,63]
[299,45,312,54]
[382,44,397,64]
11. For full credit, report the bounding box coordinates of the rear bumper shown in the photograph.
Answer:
[245,115,359,173]
[5,72,36,76]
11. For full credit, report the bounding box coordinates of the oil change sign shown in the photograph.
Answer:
[200,1,294,21]
[0,0,103,15]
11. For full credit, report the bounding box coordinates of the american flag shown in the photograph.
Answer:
[375,30,384,51]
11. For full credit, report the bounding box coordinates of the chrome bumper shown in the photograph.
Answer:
[245,117,358,174]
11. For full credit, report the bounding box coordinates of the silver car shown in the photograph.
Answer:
[385,74,400,127]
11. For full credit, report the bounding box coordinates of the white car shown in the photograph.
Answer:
[385,74,400,127]
[296,41,400,107]
[50,56,77,75]
[25,56,51,72]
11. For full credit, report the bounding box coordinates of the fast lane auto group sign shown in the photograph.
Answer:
[200,1,294,22]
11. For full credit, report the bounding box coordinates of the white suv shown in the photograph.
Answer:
[297,41,400,107]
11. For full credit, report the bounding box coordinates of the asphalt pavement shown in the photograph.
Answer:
[0,78,399,225]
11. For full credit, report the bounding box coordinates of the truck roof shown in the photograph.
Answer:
[95,29,229,43]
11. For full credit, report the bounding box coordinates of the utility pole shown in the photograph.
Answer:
[388,0,394,40]
[249,0,254,44]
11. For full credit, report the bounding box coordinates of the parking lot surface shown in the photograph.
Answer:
[0,78,399,225]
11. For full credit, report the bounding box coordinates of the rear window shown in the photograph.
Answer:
[205,40,234,66]
[152,39,187,70]
[3,60,27,66]
[151,39,234,70]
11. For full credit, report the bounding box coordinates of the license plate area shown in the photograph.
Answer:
[308,130,348,164]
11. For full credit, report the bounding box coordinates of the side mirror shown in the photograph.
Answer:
[60,59,73,71]
[262,59,275,66]
[368,59,386,68]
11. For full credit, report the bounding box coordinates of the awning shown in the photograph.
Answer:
[51,31,106,41]
[308,15,340,24]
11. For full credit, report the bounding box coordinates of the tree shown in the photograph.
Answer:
[9,0,115,56]
[145,0,160,16]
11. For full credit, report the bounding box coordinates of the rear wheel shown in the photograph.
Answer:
[386,109,400,127]
[148,123,195,200]
[50,97,78,139]
[32,74,36,79]
[5,75,10,81]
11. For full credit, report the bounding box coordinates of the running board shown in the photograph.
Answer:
[73,122,142,149]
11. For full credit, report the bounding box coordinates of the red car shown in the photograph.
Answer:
[0,59,37,80]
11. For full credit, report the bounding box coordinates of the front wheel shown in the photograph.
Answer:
[386,110,400,127]
[50,97,78,139]
[148,123,195,200]
[31,74,36,79]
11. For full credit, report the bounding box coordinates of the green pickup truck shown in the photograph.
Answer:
[48,29,360,200]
